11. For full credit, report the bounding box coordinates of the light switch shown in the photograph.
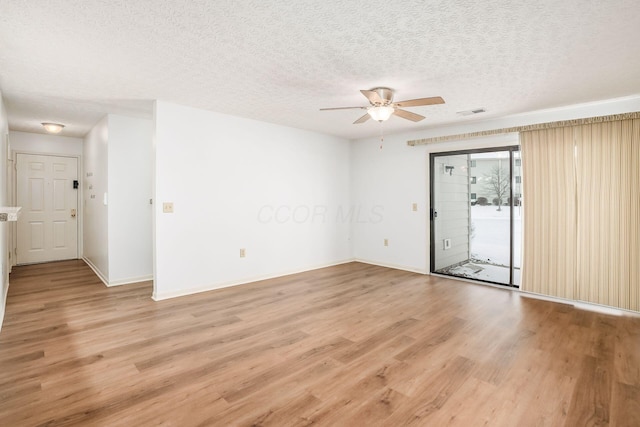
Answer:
[163,202,174,213]
[412,203,418,212]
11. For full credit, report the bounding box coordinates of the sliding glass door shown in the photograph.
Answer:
[430,147,521,287]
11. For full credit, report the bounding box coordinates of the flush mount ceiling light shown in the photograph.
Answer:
[367,105,395,122]
[41,122,65,133]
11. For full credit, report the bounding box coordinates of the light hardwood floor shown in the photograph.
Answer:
[0,260,639,426]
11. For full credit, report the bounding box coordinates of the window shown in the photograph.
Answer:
[470,176,477,184]
[470,193,477,199]
[515,176,521,183]
[469,160,477,167]
[515,159,521,166]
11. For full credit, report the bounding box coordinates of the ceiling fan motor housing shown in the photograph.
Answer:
[372,87,394,105]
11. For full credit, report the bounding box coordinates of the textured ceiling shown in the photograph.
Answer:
[1,0,639,139]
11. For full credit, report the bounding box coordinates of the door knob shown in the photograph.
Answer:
[71,209,77,218]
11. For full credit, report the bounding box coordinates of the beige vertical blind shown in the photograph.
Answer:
[575,119,640,311]
[520,118,640,311]
[521,128,577,300]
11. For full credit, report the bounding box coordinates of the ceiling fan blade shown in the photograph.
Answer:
[394,96,445,108]
[320,106,367,111]
[360,90,383,104]
[353,113,371,124]
[394,109,425,122]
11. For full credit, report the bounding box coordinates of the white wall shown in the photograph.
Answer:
[83,115,154,286]
[9,131,83,156]
[0,92,9,329]
[83,116,109,281]
[107,115,153,284]
[153,101,351,299]
[351,95,640,274]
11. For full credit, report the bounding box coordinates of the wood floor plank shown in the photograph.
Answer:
[0,259,638,425]
[382,355,476,426]
[221,336,353,403]
[306,335,416,402]
[566,355,612,426]
[340,386,408,426]
[614,316,640,387]
[610,382,640,427]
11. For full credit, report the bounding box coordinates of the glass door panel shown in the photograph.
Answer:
[431,147,521,287]
[431,153,472,275]
[512,151,522,286]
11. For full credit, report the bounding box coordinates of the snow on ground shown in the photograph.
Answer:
[471,205,522,268]
[442,262,521,285]
[437,205,522,285]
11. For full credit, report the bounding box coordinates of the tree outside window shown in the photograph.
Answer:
[483,165,510,211]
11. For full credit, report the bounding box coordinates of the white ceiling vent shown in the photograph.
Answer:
[457,108,486,116]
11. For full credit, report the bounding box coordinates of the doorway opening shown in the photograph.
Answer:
[430,146,521,287]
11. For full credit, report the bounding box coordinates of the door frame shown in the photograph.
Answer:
[5,132,15,278]
[429,145,520,287]
[13,150,83,263]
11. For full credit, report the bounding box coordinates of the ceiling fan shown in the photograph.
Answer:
[320,87,445,124]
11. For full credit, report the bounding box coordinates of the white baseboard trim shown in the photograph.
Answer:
[152,258,355,301]
[82,257,152,287]
[106,275,153,287]
[82,257,109,287]
[353,259,428,275]
[519,290,640,317]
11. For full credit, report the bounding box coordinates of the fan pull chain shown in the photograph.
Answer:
[379,122,384,149]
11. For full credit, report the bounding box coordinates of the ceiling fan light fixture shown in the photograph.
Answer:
[41,122,65,133]
[320,88,444,124]
[367,106,395,122]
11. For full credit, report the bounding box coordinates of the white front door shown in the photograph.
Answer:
[17,154,79,264]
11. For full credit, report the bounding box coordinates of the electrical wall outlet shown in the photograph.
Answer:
[240,248,246,258]
[163,202,174,213]
[384,238,389,247]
